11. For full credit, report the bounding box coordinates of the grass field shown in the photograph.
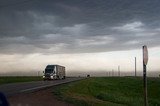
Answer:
[52,77,160,106]
[0,76,42,85]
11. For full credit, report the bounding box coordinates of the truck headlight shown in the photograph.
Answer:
[43,76,45,78]
[50,76,53,79]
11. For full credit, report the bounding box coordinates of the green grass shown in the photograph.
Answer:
[52,77,160,106]
[0,76,42,85]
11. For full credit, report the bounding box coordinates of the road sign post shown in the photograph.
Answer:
[143,45,148,106]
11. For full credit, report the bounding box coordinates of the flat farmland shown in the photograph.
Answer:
[0,76,42,85]
[53,77,160,106]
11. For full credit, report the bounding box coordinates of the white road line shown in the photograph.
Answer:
[20,84,55,92]
[19,78,84,93]
[20,80,72,92]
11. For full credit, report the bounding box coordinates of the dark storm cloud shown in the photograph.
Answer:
[0,0,160,54]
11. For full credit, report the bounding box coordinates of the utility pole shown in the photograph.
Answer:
[118,66,120,77]
[135,57,137,77]
[112,69,114,77]
[38,71,40,76]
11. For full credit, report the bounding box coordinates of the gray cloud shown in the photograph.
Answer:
[0,0,160,54]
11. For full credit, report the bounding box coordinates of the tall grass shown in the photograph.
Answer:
[52,77,160,106]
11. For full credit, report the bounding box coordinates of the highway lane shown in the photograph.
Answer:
[0,77,85,97]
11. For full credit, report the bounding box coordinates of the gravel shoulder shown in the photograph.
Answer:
[8,88,74,106]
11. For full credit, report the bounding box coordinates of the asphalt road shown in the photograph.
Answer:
[0,77,85,97]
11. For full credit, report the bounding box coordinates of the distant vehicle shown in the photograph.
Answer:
[87,74,90,77]
[43,65,65,80]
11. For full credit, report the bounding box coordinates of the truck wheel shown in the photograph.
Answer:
[57,76,59,79]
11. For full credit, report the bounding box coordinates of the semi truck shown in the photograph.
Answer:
[43,65,65,80]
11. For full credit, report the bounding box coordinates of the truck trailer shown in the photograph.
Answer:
[43,65,65,80]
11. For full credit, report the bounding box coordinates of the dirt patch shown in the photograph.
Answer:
[8,88,74,106]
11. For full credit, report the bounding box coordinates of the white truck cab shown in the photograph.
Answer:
[43,65,65,80]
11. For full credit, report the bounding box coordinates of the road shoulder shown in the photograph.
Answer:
[8,87,74,106]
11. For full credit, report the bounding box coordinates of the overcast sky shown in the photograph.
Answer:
[0,0,160,76]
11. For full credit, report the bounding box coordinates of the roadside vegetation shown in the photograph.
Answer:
[0,76,42,85]
[52,77,160,106]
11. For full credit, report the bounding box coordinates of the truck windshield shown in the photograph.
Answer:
[45,69,54,73]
